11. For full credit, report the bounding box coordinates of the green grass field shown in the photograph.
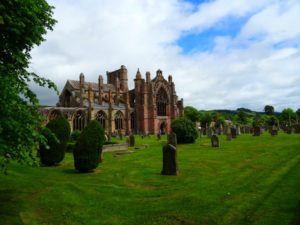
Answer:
[1,133,300,225]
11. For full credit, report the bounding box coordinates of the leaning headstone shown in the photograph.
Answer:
[128,134,135,147]
[167,132,177,147]
[211,134,220,147]
[231,127,237,138]
[157,133,161,140]
[253,126,261,136]
[161,144,178,175]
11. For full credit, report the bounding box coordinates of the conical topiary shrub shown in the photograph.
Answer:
[40,116,71,166]
[73,120,105,172]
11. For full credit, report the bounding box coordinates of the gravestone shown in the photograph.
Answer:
[286,126,293,134]
[211,134,220,147]
[253,126,261,136]
[161,144,178,175]
[167,132,177,146]
[231,127,237,138]
[237,125,241,135]
[128,134,135,147]
[157,133,161,140]
[294,124,300,134]
[207,127,213,138]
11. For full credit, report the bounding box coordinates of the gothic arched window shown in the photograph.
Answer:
[156,88,168,116]
[96,111,106,129]
[115,111,123,130]
[73,111,85,131]
[130,112,136,130]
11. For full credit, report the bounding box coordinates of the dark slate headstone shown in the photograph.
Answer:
[231,127,237,138]
[161,144,178,175]
[253,126,261,136]
[211,134,220,147]
[128,134,135,147]
[167,132,177,146]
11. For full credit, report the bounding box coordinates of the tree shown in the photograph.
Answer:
[171,118,198,144]
[0,0,57,173]
[264,105,275,115]
[184,106,201,123]
[280,108,296,126]
[39,116,70,166]
[73,120,105,172]
[237,110,248,125]
[200,112,212,128]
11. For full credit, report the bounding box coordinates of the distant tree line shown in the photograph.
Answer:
[184,105,300,128]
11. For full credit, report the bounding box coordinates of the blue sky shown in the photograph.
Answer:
[30,0,300,111]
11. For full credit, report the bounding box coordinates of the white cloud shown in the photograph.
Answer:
[30,0,300,111]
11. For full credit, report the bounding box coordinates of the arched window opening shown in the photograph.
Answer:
[156,88,168,116]
[130,112,136,131]
[63,90,72,107]
[96,111,106,129]
[115,111,123,130]
[48,109,62,121]
[73,111,85,131]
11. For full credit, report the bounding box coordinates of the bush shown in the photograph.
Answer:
[40,116,71,166]
[171,118,198,144]
[70,130,81,142]
[73,120,105,172]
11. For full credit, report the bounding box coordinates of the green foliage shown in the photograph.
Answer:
[264,105,275,115]
[73,120,105,172]
[171,117,198,144]
[70,130,81,142]
[184,106,201,122]
[200,112,213,128]
[280,108,296,126]
[39,116,70,166]
[0,0,57,173]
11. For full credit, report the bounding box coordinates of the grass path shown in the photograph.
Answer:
[0,133,299,225]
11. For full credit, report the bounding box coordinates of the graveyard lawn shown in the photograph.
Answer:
[1,133,300,225]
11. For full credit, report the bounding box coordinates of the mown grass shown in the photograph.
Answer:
[0,133,299,225]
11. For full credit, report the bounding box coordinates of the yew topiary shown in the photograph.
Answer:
[171,118,198,144]
[73,120,105,172]
[40,116,70,166]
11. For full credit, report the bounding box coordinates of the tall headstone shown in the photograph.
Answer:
[231,127,237,138]
[161,144,178,175]
[128,134,135,147]
[253,126,261,136]
[211,134,220,147]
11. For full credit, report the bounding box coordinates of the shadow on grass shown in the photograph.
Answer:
[0,189,23,225]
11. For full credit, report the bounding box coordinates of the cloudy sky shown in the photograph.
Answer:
[30,0,300,111]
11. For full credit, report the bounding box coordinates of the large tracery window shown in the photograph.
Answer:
[96,111,106,129]
[156,88,168,116]
[73,111,85,131]
[130,112,136,130]
[115,111,123,130]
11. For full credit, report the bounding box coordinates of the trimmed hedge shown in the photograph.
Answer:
[73,120,105,172]
[40,116,71,166]
[171,118,198,144]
